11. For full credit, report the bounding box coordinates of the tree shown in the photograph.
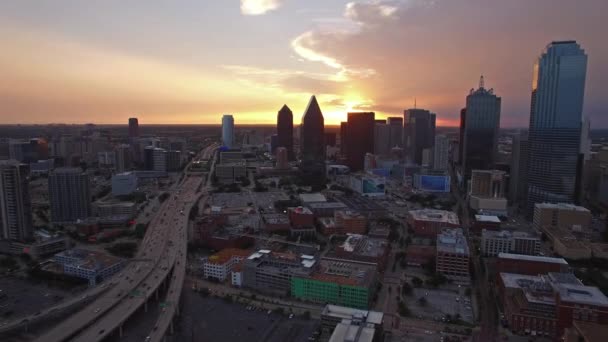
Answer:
[397,301,410,317]
[401,282,413,296]
[412,277,423,287]
[417,297,427,306]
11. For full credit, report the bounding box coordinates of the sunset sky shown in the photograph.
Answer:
[1,0,606,127]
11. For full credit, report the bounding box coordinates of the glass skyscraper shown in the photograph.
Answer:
[462,76,501,179]
[526,41,588,213]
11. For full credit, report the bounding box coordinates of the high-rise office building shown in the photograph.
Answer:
[221,114,235,149]
[462,76,501,179]
[433,134,449,171]
[373,121,390,156]
[276,147,289,170]
[128,118,139,138]
[526,41,588,213]
[387,117,404,149]
[0,160,32,241]
[458,108,466,164]
[346,112,375,171]
[404,108,435,164]
[114,144,132,173]
[299,95,325,182]
[49,168,91,223]
[277,105,294,160]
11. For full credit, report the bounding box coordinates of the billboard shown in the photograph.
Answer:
[414,174,450,193]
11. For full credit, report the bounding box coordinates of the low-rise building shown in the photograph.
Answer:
[93,201,137,219]
[331,234,390,271]
[242,249,316,296]
[54,248,125,286]
[215,162,247,184]
[496,253,569,276]
[481,230,540,256]
[335,211,367,235]
[472,214,502,233]
[533,203,591,235]
[261,213,290,233]
[498,272,608,338]
[111,172,138,196]
[405,245,436,266]
[288,206,315,227]
[291,259,378,309]
[320,304,384,336]
[202,248,251,281]
[407,209,460,238]
[436,228,470,284]
[308,202,349,217]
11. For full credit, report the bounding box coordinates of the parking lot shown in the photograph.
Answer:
[404,288,475,324]
[0,277,77,323]
[174,289,319,342]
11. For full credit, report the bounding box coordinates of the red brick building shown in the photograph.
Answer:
[498,272,608,339]
[407,209,460,238]
[406,245,436,266]
[288,206,315,227]
[335,211,367,235]
[496,253,569,277]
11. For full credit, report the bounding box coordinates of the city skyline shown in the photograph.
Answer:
[1,0,607,127]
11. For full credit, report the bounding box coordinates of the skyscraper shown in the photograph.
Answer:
[221,114,235,149]
[462,76,501,178]
[0,160,32,241]
[458,108,466,165]
[526,41,588,213]
[114,144,132,173]
[347,112,375,171]
[299,95,325,182]
[340,122,348,155]
[276,147,289,170]
[128,117,139,138]
[433,134,449,171]
[373,120,390,156]
[49,168,92,223]
[387,117,404,149]
[277,105,294,160]
[404,108,436,164]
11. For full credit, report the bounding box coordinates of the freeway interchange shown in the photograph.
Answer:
[33,174,204,342]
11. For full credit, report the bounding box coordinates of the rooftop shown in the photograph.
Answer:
[329,320,375,342]
[311,259,377,287]
[206,248,252,265]
[308,202,349,209]
[289,206,313,215]
[535,202,590,212]
[409,209,459,224]
[475,215,501,223]
[482,229,538,240]
[557,284,608,306]
[299,193,327,203]
[437,228,469,255]
[55,248,123,271]
[338,234,388,258]
[321,304,384,325]
[498,253,568,265]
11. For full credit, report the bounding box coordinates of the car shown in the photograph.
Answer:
[289,314,294,319]
[94,308,101,313]
[267,310,272,315]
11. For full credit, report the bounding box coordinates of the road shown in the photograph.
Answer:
[449,165,498,342]
[32,175,203,342]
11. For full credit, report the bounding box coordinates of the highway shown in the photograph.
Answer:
[33,173,203,342]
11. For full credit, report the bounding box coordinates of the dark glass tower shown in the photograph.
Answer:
[128,117,139,138]
[346,112,375,171]
[277,105,294,160]
[404,108,436,164]
[462,76,501,179]
[526,41,588,214]
[299,95,325,183]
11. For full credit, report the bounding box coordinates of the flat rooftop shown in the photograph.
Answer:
[338,234,388,257]
[437,228,469,255]
[557,284,608,307]
[329,320,375,342]
[321,304,384,325]
[482,229,538,240]
[498,253,568,265]
[311,259,377,287]
[535,202,590,212]
[475,215,501,223]
[409,209,459,224]
[299,193,327,203]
